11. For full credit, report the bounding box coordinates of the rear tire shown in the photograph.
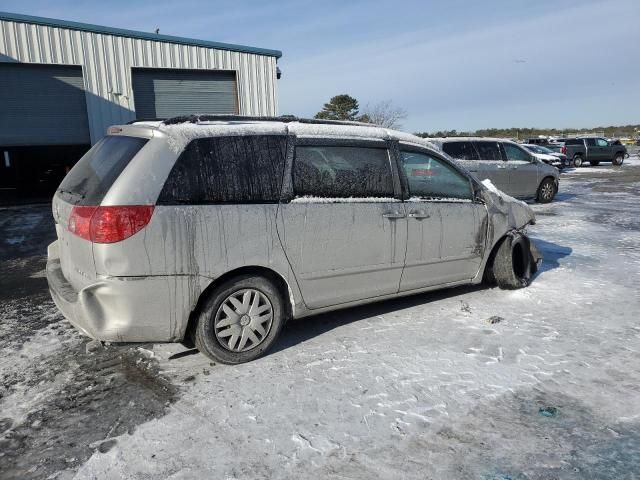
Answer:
[612,153,624,166]
[491,235,533,290]
[589,160,600,166]
[536,178,556,203]
[573,155,583,167]
[194,275,285,364]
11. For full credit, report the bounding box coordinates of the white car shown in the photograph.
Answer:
[521,144,564,169]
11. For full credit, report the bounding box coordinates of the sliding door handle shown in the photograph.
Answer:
[408,210,430,219]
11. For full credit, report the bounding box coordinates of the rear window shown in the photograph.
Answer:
[442,141,479,160]
[158,135,287,204]
[58,135,148,205]
[564,139,582,145]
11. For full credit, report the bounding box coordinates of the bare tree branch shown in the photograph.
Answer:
[361,100,408,129]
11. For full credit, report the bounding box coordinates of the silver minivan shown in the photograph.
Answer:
[47,117,540,364]
[431,137,560,203]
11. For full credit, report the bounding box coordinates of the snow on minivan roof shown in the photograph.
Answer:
[120,118,438,154]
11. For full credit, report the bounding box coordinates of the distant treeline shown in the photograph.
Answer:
[415,125,640,139]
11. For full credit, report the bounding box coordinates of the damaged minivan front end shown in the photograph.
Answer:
[476,179,541,287]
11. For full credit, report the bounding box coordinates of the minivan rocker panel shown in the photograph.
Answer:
[47,118,540,363]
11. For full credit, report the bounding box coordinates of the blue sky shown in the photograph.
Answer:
[3,0,639,132]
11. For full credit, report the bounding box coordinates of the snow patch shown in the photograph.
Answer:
[291,196,400,204]
[159,122,288,153]
[407,196,472,203]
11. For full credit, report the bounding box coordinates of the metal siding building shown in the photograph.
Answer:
[0,12,281,199]
[0,11,281,145]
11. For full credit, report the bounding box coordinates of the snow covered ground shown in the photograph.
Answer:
[1,156,639,479]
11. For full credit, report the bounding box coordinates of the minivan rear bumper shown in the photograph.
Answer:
[46,240,193,343]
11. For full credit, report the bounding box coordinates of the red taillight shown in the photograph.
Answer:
[68,206,97,241]
[68,205,154,243]
[561,145,566,154]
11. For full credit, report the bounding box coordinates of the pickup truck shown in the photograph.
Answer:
[562,137,628,167]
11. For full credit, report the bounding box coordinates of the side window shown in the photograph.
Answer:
[441,141,479,160]
[293,145,394,198]
[400,150,472,200]
[158,135,287,204]
[596,138,609,147]
[585,138,596,146]
[503,143,531,161]
[474,141,503,161]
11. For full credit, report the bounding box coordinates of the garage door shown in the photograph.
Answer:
[131,68,238,119]
[0,63,90,146]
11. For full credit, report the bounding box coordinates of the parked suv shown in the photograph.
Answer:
[562,137,628,167]
[431,138,559,203]
[47,116,540,364]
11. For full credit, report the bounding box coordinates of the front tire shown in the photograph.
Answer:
[491,235,534,290]
[573,155,583,167]
[194,275,285,364]
[612,153,624,166]
[536,177,557,203]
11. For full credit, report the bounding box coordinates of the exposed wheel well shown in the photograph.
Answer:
[182,266,294,346]
[482,232,530,283]
[614,151,625,157]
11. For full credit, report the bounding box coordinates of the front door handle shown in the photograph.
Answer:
[408,210,430,219]
[382,212,405,219]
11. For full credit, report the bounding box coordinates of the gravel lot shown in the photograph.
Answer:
[1,156,639,480]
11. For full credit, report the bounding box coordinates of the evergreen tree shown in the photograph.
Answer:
[315,94,361,121]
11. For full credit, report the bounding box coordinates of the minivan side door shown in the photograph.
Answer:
[277,139,407,309]
[500,142,539,198]
[397,145,487,291]
[472,141,510,193]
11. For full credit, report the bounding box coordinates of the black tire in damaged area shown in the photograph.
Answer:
[487,234,539,289]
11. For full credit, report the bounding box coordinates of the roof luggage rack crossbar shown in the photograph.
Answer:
[161,114,376,128]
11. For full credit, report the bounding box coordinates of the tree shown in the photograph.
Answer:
[315,94,361,121]
[360,100,407,129]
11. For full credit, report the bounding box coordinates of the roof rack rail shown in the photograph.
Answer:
[161,114,376,128]
[126,118,166,124]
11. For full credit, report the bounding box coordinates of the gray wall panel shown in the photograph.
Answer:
[0,63,90,145]
[131,68,238,118]
[0,19,279,144]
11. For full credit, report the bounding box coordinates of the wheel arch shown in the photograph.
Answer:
[482,230,533,284]
[182,265,295,345]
